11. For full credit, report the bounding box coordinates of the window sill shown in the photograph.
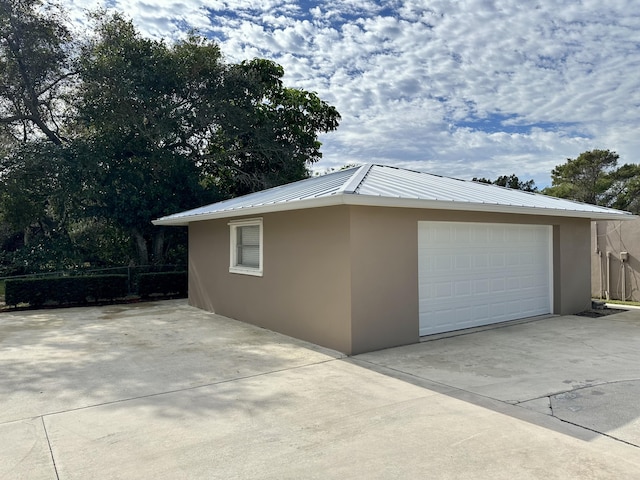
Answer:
[229,267,263,277]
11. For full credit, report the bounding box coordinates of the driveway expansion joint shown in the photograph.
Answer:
[41,416,60,480]
[348,357,505,404]
[10,358,342,423]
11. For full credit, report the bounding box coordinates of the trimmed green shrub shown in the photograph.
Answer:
[138,271,187,298]
[4,279,36,306]
[84,275,129,301]
[4,275,128,306]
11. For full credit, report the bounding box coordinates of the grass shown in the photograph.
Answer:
[0,280,4,298]
[603,299,640,307]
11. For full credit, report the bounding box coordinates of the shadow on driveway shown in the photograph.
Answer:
[0,300,340,424]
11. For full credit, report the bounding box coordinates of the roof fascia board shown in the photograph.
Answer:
[343,195,637,220]
[152,195,348,225]
[153,193,635,225]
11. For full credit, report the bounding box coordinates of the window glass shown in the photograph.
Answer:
[237,225,260,267]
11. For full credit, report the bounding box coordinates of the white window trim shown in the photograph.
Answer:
[228,218,263,277]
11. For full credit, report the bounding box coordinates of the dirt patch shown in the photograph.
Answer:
[576,308,626,318]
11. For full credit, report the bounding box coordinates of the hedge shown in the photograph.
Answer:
[138,271,187,298]
[5,275,128,306]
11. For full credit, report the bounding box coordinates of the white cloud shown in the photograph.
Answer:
[62,0,640,187]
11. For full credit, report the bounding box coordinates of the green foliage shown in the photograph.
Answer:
[0,6,340,271]
[0,0,75,144]
[75,13,340,263]
[76,16,223,264]
[208,59,340,197]
[4,275,128,306]
[0,140,131,274]
[543,149,640,213]
[0,141,86,231]
[544,149,619,205]
[1,236,75,276]
[138,271,187,298]
[604,163,640,213]
[472,174,538,192]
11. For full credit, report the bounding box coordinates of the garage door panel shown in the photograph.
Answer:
[474,279,489,294]
[474,254,489,269]
[435,283,453,298]
[419,222,552,336]
[474,304,490,320]
[490,278,505,292]
[455,280,471,296]
[490,254,505,267]
[455,255,471,269]
[506,253,520,266]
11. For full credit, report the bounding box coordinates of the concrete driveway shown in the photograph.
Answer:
[1,300,640,479]
[355,310,640,447]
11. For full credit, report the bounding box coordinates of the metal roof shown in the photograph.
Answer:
[153,163,636,225]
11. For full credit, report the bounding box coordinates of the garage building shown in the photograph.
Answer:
[154,164,634,354]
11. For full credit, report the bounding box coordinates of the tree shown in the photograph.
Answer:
[203,58,341,197]
[543,149,619,205]
[76,13,340,264]
[0,0,84,273]
[0,141,92,272]
[76,16,220,264]
[472,174,538,192]
[602,163,640,214]
[0,8,340,270]
[0,0,76,144]
[543,149,640,214]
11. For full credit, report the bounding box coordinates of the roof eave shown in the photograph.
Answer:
[152,193,635,225]
[152,195,348,225]
[345,195,636,220]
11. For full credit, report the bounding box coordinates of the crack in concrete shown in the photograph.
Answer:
[551,415,640,449]
[514,377,640,405]
[514,382,640,450]
[354,357,640,450]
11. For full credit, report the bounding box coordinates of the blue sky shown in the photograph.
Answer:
[66,0,640,187]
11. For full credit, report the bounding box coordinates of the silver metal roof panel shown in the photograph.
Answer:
[160,167,356,220]
[154,163,635,225]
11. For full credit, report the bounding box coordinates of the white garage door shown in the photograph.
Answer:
[418,222,553,336]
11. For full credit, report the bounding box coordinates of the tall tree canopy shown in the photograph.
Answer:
[543,149,640,213]
[0,0,75,144]
[544,149,619,205]
[0,4,340,273]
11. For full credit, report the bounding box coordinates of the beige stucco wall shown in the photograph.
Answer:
[552,218,593,314]
[188,204,593,355]
[592,219,640,302]
[348,207,419,353]
[189,206,353,354]
[347,207,591,354]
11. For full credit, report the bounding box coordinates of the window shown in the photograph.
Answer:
[229,218,263,276]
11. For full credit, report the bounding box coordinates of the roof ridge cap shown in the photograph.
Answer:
[337,163,374,194]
